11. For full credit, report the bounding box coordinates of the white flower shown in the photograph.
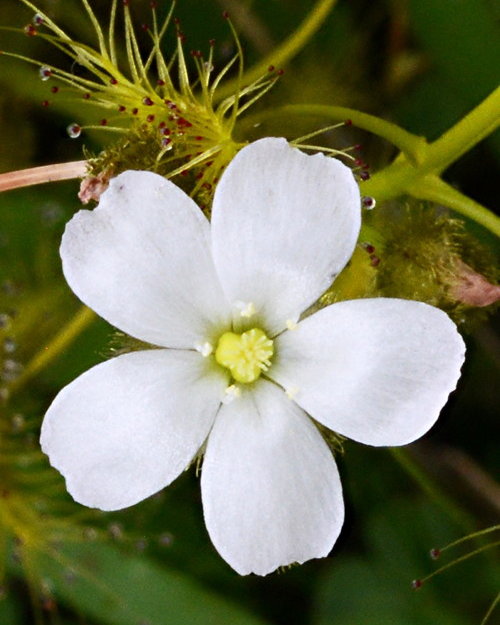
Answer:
[41,138,465,576]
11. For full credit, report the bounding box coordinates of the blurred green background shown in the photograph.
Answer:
[0,1,498,624]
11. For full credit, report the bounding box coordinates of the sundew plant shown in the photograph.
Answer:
[0,0,499,624]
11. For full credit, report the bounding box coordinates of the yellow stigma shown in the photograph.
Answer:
[215,328,274,384]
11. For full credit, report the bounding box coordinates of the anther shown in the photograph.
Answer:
[234,301,256,318]
[194,342,213,357]
[222,385,241,404]
[33,13,44,25]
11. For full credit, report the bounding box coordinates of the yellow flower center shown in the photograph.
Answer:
[214,328,274,384]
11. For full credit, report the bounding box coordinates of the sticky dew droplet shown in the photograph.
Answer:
[158,533,173,547]
[11,413,25,433]
[362,196,376,210]
[108,523,124,540]
[3,338,15,353]
[24,23,37,37]
[67,123,81,138]
[39,66,52,81]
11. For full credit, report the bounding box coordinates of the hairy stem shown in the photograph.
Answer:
[0,161,87,193]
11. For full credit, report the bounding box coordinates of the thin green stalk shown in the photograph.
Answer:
[419,541,500,584]
[216,0,338,101]
[481,592,500,625]
[252,90,499,235]
[244,104,426,162]
[10,306,96,395]
[389,447,473,531]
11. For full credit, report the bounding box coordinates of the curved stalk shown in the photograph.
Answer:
[424,87,500,175]
[410,176,500,237]
[243,104,427,162]
[216,0,338,101]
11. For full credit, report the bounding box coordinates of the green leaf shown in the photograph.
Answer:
[33,542,270,625]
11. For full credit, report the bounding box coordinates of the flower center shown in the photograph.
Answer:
[214,328,274,384]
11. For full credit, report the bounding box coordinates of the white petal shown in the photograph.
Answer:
[201,380,344,576]
[269,298,465,446]
[61,170,230,348]
[211,138,360,335]
[41,350,228,511]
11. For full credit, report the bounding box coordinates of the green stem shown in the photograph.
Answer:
[216,0,338,100]
[389,448,473,531]
[250,90,500,235]
[10,306,95,395]
[424,86,500,175]
[244,104,427,162]
[410,176,500,236]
